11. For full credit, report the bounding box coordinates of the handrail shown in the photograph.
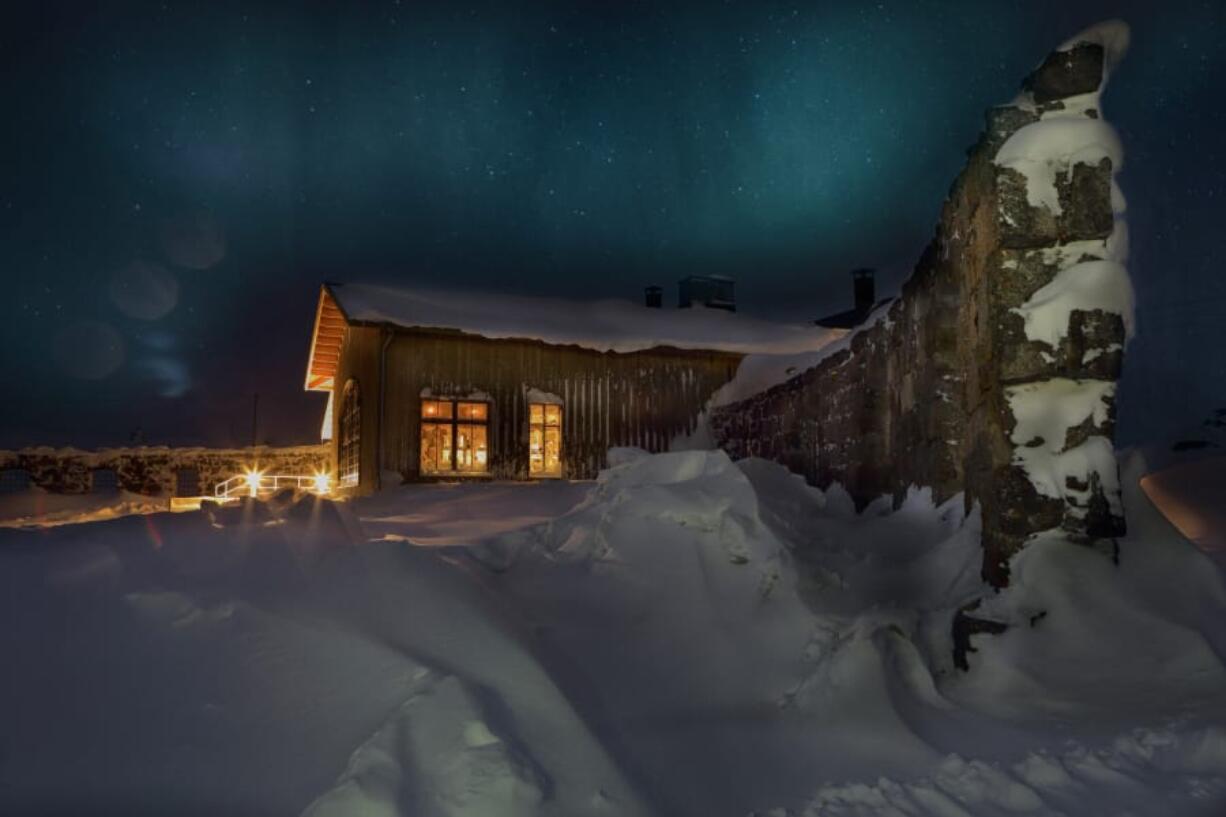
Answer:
[214,473,330,499]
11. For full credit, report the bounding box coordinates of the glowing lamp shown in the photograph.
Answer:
[243,468,263,498]
[313,471,331,494]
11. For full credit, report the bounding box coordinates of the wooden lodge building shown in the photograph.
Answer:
[304,280,833,494]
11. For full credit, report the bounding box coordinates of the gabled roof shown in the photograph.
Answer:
[304,281,840,392]
[303,287,347,392]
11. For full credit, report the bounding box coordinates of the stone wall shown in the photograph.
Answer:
[0,444,330,497]
[712,22,1132,587]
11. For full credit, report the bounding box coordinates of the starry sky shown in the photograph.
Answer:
[1,0,1223,449]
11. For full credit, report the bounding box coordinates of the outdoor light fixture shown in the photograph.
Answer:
[243,467,263,498]
[313,471,332,495]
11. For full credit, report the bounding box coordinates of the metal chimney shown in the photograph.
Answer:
[852,268,875,315]
[644,285,663,308]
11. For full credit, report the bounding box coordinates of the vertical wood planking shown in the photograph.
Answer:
[374,329,741,483]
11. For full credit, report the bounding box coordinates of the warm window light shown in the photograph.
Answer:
[313,471,331,494]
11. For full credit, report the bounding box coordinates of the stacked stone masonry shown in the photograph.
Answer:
[712,25,1131,586]
[0,445,331,497]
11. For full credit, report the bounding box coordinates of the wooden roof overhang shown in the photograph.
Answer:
[304,284,349,392]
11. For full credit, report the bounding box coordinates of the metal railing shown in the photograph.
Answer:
[214,473,329,500]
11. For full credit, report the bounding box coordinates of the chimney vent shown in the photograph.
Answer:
[852,268,875,315]
[677,275,736,312]
[644,285,663,308]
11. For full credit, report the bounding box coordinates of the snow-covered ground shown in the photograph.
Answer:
[2,449,1225,816]
[0,485,169,528]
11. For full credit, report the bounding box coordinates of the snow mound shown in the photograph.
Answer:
[303,675,547,817]
[800,725,1226,817]
[755,450,1226,817]
[962,452,1226,718]
[4,447,1226,816]
[0,486,169,528]
[477,449,805,644]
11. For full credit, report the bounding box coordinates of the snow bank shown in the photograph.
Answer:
[769,450,1226,817]
[0,493,646,817]
[0,486,168,528]
[329,282,841,356]
[352,478,592,546]
[303,675,548,817]
[799,725,1226,817]
[5,446,1226,816]
[471,450,954,812]
[956,451,1226,720]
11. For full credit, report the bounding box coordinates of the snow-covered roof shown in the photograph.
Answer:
[310,282,838,378]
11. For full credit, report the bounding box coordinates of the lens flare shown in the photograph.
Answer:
[243,468,263,498]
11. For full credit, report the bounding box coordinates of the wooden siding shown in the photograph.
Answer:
[342,329,742,485]
[331,323,386,494]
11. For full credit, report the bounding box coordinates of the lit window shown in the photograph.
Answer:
[421,397,490,475]
[529,402,562,478]
[339,379,361,487]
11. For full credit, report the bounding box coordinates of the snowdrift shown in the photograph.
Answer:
[2,450,1225,816]
[0,485,169,528]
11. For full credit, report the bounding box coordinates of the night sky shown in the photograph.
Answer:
[2,1,1223,449]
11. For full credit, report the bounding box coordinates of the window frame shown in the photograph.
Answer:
[528,401,564,479]
[420,397,491,476]
[339,379,361,487]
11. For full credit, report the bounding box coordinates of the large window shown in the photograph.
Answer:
[421,398,489,475]
[339,379,361,487]
[529,403,563,478]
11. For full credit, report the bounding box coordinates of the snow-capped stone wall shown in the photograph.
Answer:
[0,444,330,496]
[712,22,1133,587]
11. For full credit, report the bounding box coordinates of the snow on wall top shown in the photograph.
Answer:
[997,20,1130,219]
[996,19,1135,348]
[998,21,1133,539]
[327,282,840,356]
[1057,19,1131,81]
